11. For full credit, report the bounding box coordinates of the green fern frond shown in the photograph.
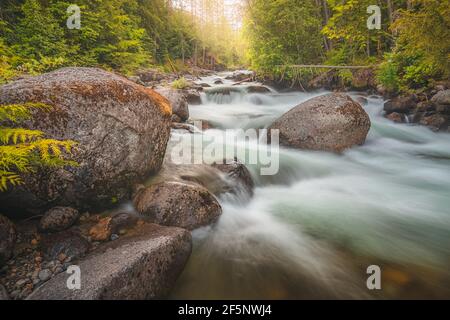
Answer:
[0,102,78,191]
[0,170,23,192]
[0,128,44,144]
[0,102,51,122]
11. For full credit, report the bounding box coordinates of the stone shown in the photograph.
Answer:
[431,90,450,106]
[155,87,189,122]
[27,223,192,300]
[38,269,52,282]
[212,160,255,196]
[0,214,16,267]
[40,229,90,261]
[247,85,271,94]
[133,182,222,230]
[0,67,172,218]
[384,95,417,114]
[386,112,406,123]
[39,207,79,233]
[269,93,371,153]
[419,114,449,132]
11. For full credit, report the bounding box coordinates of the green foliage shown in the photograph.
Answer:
[244,0,323,75]
[376,56,400,92]
[0,103,78,191]
[171,77,190,90]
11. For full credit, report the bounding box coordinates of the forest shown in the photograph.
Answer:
[1,0,449,94]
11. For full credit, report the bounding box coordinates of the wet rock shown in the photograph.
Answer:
[28,223,192,300]
[214,79,224,84]
[386,112,406,123]
[185,89,202,105]
[0,67,172,218]
[355,96,368,106]
[419,114,449,132]
[225,71,253,82]
[0,284,9,300]
[0,214,16,267]
[110,212,139,234]
[133,182,222,230]
[199,83,211,88]
[247,85,270,94]
[40,230,90,261]
[212,160,254,196]
[269,93,371,153]
[384,95,417,114]
[155,87,189,122]
[415,101,436,113]
[39,207,79,233]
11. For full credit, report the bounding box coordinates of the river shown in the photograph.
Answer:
[169,71,450,299]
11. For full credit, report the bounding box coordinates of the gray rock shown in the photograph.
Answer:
[212,160,254,196]
[133,182,222,230]
[269,93,371,153]
[110,234,119,241]
[110,212,139,234]
[0,214,16,267]
[28,224,192,300]
[247,85,270,94]
[40,230,90,260]
[0,67,172,218]
[384,95,417,114]
[419,114,449,132]
[431,89,450,106]
[155,87,189,122]
[386,112,406,123]
[39,207,80,233]
[185,89,202,105]
[38,269,52,282]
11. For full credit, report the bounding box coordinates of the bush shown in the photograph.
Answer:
[376,56,400,93]
[171,77,190,90]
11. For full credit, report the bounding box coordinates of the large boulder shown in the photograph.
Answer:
[269,93,371,153]
[0,214,16,266]
[212,160,255,196]
[133,182,222,230]
[155,87,189,122]
[28,223,192,300]
[0,67,172,217]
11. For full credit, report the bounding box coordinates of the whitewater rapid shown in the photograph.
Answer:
[170,71,450,299]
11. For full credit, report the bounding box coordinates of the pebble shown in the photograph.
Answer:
[38,269,52,282]
[15,279,29,288]
[110,234,119,241]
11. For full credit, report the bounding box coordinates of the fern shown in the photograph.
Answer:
[0,103,78,191]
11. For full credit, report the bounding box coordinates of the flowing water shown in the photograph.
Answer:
[169,71,450,299]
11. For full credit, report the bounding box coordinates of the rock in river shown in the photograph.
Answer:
[0,67,172,217]
[155,87,189,122]
[133,181,222,230]
[28,223,192,300]
[268,93,371,153]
